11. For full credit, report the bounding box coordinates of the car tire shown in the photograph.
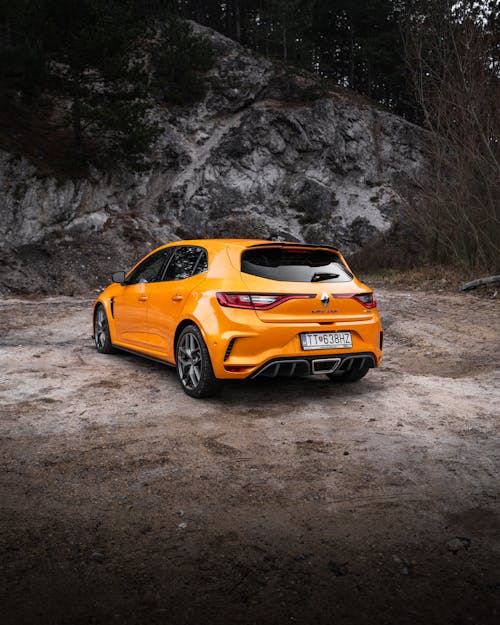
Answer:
[328,362,370,383]
[94,305,116,354]
[176,324,222,398]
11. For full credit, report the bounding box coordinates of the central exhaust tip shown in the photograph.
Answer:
[311,358,341,375]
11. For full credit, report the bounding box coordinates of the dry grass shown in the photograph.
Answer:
[356,266,499,298]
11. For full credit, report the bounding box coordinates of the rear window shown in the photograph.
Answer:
[241,247,352,283]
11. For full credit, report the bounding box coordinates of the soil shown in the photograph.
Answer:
[0,287,499,625]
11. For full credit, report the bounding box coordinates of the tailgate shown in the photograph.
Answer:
[239,244,370,323]
[239,273,368,323]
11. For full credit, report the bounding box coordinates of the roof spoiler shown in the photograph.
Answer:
[247,241,341,254]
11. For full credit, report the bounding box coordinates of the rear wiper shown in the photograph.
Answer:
[311,272,339,282]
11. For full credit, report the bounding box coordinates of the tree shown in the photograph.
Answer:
[165,1,414,117]
[40,0,161,167]
[401,0,500,271]
[0,0,214,170]
[0,0,45,99]
[152,16,213,105]
[305,1,409,111]
[0,0,160,168]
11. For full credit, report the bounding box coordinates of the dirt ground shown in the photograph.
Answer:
[0,287,499,625]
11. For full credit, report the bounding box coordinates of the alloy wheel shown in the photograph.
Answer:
[94,307,108,350]
[177,331,202,391]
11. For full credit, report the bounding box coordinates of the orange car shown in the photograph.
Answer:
[92,239,383,397]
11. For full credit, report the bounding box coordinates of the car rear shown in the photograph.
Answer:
[206,242,383,380]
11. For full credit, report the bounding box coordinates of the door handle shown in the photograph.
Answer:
[172,293,183,302]
[138,295,148,302]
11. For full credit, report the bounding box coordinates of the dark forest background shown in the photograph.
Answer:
[160,0,416,119]
[2,1,498,124]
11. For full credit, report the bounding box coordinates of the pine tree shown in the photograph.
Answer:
[152,16,213,105]
[0,0,214,170]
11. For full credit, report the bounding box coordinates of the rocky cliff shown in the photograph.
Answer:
[0,23,424,295]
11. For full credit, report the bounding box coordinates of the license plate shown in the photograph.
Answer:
[300,331,352,350]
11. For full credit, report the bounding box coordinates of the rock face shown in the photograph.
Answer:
[0,23,424,295]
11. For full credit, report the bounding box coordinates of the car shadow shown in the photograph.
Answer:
[110,347,385,407]
[219,375,384,406]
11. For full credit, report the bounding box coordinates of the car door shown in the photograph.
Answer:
[147,246,208,359]
[113,249,171,349]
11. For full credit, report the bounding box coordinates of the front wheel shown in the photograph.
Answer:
[176,325,222,398]
[94,305,116,354]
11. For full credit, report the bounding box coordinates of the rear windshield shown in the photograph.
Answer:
[241,248,352,282]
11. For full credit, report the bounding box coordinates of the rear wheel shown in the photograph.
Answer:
[328,360,370,383]
[94,305,116,354]
[176,325,222,398]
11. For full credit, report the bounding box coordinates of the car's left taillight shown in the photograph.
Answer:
[216,292,314,310]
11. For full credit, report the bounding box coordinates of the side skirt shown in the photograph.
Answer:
[113,344,176,368]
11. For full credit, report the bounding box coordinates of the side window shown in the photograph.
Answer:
[163,247,208,281]
[126,250,171,285]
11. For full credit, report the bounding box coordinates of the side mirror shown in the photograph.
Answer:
[111,271,126,284]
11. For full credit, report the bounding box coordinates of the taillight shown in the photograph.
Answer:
[216,292,314,310]
[333,292,377,308]
[354,292,377,308]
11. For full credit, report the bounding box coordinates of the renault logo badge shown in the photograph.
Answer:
[320,292,329,307]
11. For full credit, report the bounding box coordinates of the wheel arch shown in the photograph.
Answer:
[174,318,204,355]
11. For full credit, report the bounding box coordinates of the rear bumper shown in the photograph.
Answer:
[201,307,383,379]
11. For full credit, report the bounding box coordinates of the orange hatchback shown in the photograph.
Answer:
[93,239,383,397]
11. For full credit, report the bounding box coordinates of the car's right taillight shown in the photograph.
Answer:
[353,292,377,308]
[333,292,377,308]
